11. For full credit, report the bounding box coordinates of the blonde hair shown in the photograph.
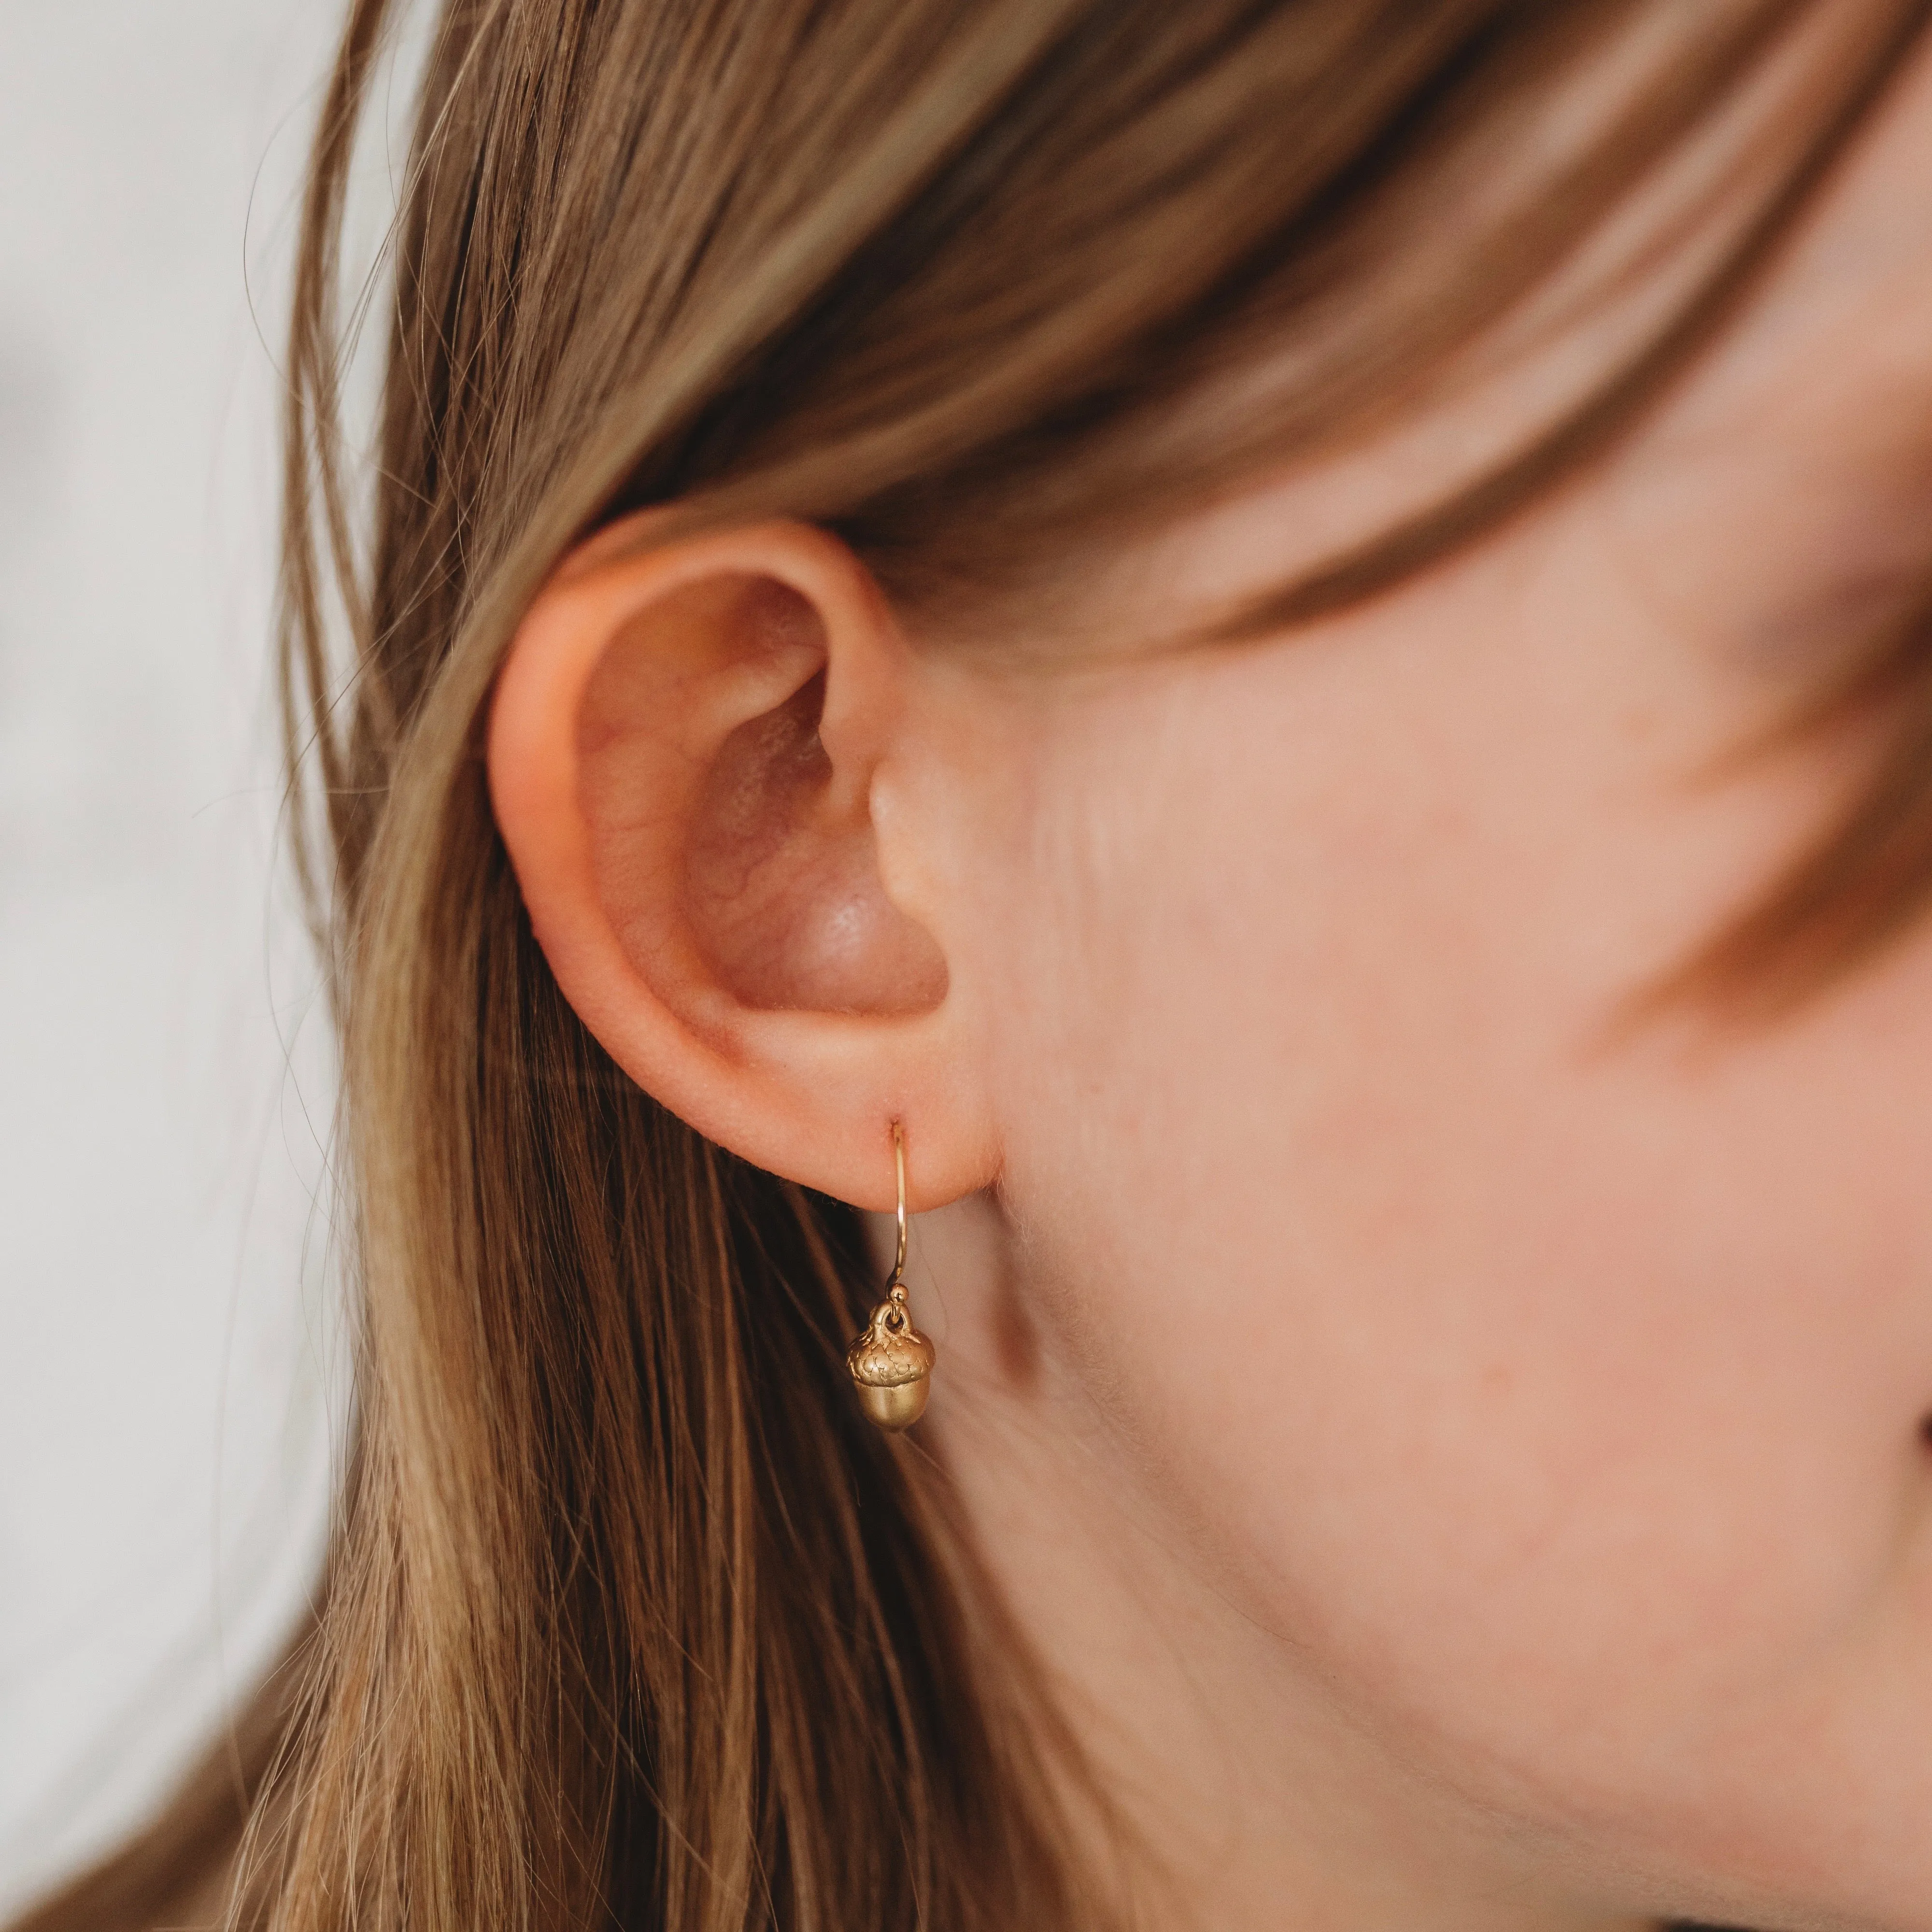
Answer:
[17,2,1932,1928]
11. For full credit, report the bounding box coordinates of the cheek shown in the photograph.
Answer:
[969,581,1932,1891]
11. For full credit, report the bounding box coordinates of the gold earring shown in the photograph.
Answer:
[847,1121,935,1431]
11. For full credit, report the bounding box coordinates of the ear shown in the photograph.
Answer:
[487,516,997,1213]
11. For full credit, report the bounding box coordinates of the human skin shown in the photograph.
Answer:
[487,33,1932,1932]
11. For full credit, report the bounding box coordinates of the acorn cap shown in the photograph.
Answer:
[846,1295,936,1390]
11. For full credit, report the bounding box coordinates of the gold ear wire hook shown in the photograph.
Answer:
[846,1117,934,1431]
[890,1119,908,1289]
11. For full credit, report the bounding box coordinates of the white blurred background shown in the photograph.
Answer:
[0,2,347,1911]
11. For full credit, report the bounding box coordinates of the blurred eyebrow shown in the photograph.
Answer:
[1742,549,1932,727]
[1748,464,1932,673]
[1784,557,1929,639]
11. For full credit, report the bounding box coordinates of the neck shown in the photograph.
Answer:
[890,1193,1655,1932]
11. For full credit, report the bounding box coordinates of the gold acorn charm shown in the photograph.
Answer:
[847,1284,935,1432]
[847,1122,934,1430]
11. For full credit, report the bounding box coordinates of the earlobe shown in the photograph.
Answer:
[486,515,995,1213]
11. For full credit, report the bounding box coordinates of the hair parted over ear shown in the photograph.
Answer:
[488,517,994,1211]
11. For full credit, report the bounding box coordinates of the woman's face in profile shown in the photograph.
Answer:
[884,31,1932,1927]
